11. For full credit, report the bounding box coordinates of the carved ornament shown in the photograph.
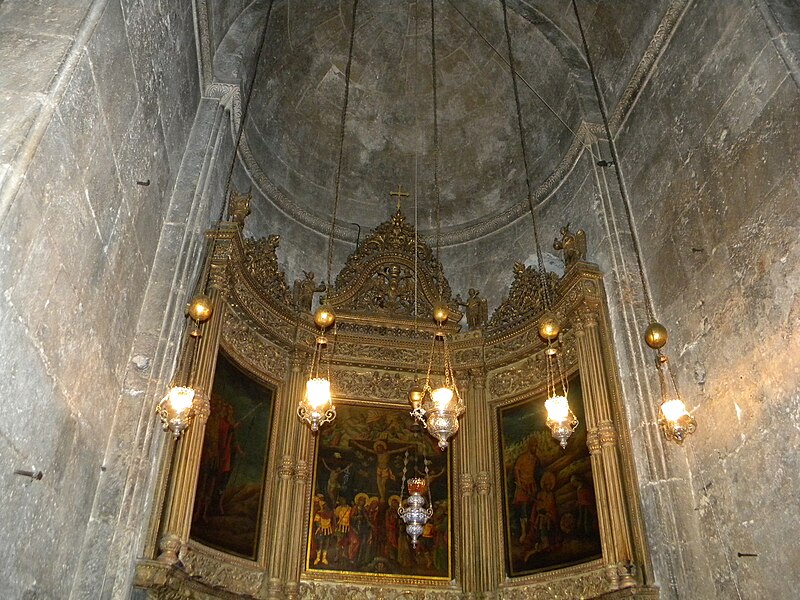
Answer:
[331,368,417,403]
[497,567,609,600]
[489,263,559,331]
[221,309,288,380]
[298,581,461,599]
[327,209,461,324]
[241,234,294,309]
[182,546,263,597]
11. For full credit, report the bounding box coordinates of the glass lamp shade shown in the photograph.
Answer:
[156,385,196,438]
[544,394,579,449]
[658,398,697,443]
[298,377,336,432]
[305,378,331,409]
[431,386,454,410]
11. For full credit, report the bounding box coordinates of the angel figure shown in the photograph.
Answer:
[553,224,587,270]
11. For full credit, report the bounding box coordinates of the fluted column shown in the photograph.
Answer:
[470,368,499,595]
[156,288,224,565]
[284,350,314,600]
[575,308,636,589]
[264,348,305,597]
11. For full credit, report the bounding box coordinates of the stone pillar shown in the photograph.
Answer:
[574,308,636,589]
[156,287,224,566]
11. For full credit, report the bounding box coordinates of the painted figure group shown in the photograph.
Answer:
[310,491,448,575]
[511,435,597,560]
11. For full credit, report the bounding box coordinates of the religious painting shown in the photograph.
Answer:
[190,351,275,560]
[498,375,602,577]
[307,402,451,580]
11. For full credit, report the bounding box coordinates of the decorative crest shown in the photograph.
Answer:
[488,262,559,329]
[242,234,294,308]
[328,209,459,321]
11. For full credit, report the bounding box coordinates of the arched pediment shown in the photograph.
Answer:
[327,209,461,327]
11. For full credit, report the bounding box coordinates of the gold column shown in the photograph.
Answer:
[156,287,224,565]
[470,367,499,594]
[575,308,636,589]
[284,348,314,599]
[264,348,304,597]
[456,413,475,597]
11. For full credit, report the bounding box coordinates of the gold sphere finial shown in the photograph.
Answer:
[187,293,213,323]
[538,311,561,341]
[408,385,424,409]
[433,304,449,325]
[645,322,668,349]
[314,305,336,329]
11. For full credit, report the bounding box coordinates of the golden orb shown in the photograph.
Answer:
[433,305,449,325]
[645,322,668,349]
[187,293,213,323]
[408,386,424,408]
[314,305,336,329]
[538,311,561,341]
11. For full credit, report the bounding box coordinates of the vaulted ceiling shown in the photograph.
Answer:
[219,0,595,245]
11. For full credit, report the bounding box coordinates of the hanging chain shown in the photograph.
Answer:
[327,0,361,291]
[500,0,546,284]
[430,0,443,301]
[570,0,656,324]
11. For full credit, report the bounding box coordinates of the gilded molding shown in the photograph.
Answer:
[330,368,416,403]
[497,567,610,600]
[221,309,288,380]
[182,546,263,597]
[298,581,461,599]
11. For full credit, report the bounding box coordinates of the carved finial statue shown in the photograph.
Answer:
[457,289,488,330]
[293,271,326,313]
[228,188,252,226]
[553,224,587,270]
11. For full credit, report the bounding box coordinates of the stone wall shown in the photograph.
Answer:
[0,0,203,597]
[604,1,800,598]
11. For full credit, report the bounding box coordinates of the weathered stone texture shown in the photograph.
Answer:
[613,1,800,598]
[0,0,201,598]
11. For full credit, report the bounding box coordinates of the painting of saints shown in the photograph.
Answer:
[190,352,274,560]
[307,402,451,580]
[498,376,602,577]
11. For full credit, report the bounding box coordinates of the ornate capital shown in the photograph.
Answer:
[586,429,603,455]
[475,471,491,495]
[193,390,211,423]
[277,455,295,480]
[597,420,617,448]
[460,473,475,497]
[294,459,310,483]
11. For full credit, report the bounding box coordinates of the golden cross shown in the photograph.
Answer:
[389,184,410,211]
